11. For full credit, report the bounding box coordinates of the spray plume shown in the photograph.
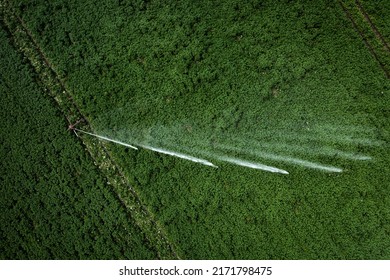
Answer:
[75,129,138,150]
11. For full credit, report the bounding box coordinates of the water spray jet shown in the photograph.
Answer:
[75,129,138,150]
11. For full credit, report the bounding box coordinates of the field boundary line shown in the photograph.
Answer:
[0,1,180,260]
[354,0,390,54]
[338,0,390,79]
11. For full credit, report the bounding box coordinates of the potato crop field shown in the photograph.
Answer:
[1,0,389,259]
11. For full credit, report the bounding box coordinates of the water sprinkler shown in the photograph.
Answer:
[68,118,84,136]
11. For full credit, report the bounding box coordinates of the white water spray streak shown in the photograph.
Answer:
[264,154,343,173]
[75,129,218,168]
[328,151,372,161]
[215,144,343,173]
[240,141,372,161]
[217,156,289,174]
[75,129,138,150]
[160,143,289,174]
[139,144,218,168]
[258,129,383,146]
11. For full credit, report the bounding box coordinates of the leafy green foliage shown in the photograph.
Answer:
[4,0,390,259]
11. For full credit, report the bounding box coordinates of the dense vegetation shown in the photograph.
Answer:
[361,0,390,41]
[341,0,390,78]
[0,26,158,259]
[2,0,390,259]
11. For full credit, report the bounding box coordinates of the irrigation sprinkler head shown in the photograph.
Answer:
[68,118,85,137]
[68,118,84,131]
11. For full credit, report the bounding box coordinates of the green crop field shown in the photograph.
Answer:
[1,0,389,259]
